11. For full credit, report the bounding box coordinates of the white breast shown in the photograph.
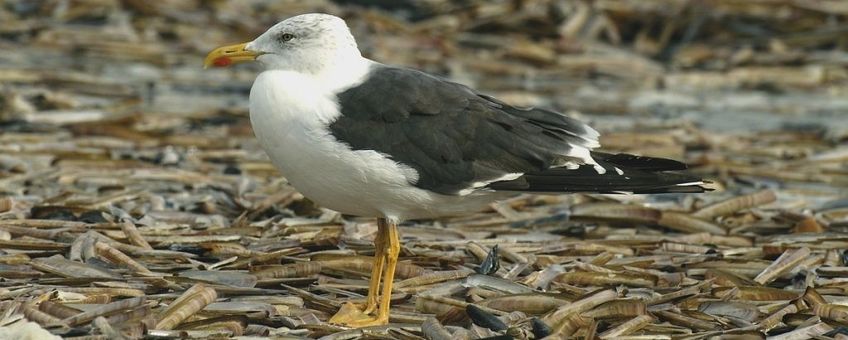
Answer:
[248,70,503,220]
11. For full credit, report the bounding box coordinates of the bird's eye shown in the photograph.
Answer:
[279,33,295,42]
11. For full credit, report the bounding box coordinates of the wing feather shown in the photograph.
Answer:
[330,65,599,195]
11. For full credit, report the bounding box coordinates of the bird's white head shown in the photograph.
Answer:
[204,13,363,76]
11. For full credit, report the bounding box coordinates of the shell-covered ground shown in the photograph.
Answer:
[1,1,847,339]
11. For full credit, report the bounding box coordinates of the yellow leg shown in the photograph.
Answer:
[363,220,387,314]
[329,218,398,327]
[374,221,399,323]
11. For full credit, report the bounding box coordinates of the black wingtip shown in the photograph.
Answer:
[488,154,709,195]
[592,152,690,171]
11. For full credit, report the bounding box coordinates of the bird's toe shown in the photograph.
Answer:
[329,302,375,326]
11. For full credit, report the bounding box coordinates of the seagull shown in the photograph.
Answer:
[204,13,706,327]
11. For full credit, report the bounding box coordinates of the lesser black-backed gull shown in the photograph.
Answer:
[204,13,706,327]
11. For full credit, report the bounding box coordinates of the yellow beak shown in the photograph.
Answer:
[203,42,259,69]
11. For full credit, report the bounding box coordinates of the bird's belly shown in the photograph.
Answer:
[258,132,410,217]
[253,133,506,219]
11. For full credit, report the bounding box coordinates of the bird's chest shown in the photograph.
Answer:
[248,71,418,217]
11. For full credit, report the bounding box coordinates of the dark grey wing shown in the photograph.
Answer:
[330,66,600,195]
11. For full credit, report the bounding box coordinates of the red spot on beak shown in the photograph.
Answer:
[213,57,232,67]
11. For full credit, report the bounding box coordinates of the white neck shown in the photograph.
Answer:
[314,55,373,93]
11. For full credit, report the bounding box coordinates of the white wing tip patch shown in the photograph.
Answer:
[565,146,605,174]
[675,181,706,187]
[582,125,601,148]
[593,164,606,175]
[459,172,524,196]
